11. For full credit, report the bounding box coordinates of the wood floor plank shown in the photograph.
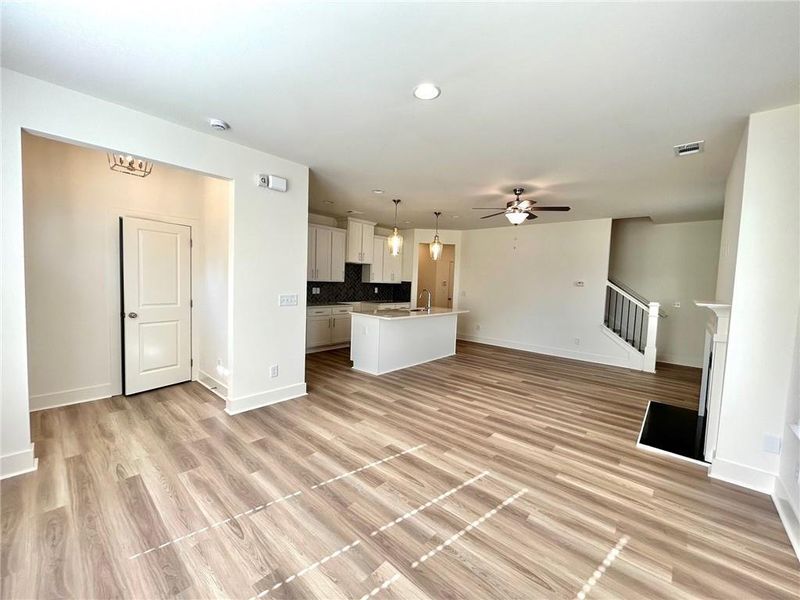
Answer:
[1,341,797,599]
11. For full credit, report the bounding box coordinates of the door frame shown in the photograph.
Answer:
[111,209,200,396]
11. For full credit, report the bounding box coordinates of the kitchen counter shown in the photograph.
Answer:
[352,307,468,320]
[350,307,468,375]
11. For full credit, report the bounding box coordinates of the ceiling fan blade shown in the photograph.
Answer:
[480,212,506,219]
[472,207,505,210]
[526,212,539,220]
[529,206,571,211]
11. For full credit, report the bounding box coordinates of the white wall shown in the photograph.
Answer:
[775,311,799,556]
[198,177,231,397]
[609,218,722,367]
[456,219,637,368]
[21,133,229,409]
[1,69,309,477]
[716,129,748,304]
[711,105,800,495]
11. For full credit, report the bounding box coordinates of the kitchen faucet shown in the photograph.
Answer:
[419,288,432,311]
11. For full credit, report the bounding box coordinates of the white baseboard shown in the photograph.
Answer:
[197,370,228,400]
[457,333,638,371]
[657,353,703,368]
[1,444,38,480]
[709,456,776,494]
[306,343,349,354]
[29,383,114,412]
[773,477,800,562]
[225,382,307,416]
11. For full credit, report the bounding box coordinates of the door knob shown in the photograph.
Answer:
[128,312,138,319]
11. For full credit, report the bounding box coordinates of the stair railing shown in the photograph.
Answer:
[604,281,660,373]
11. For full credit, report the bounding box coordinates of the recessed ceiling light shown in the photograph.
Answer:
[208,118,230,131]
[413,83,441,100]
[451,215,460,219]
[372,189,385,194]
[403,220,411,224]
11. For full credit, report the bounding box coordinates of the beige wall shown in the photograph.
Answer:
[609,218,722,367]
[22,132,229,408]
[417,243,455,308]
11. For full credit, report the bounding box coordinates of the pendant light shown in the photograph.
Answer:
[387,199,403,256]
[429,211,443,261]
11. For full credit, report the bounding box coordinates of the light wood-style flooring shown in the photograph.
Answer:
[2,341,798,599]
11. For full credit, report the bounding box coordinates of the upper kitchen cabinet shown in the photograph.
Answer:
[362,235,403,283]
[337,217,376,264]
[308,224,346,282]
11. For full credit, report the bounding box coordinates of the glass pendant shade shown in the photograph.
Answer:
[429,211,444,260]
[505,210,528,225]
[430,234,443,260]
[387,198,403,256]
[387,228,403,256]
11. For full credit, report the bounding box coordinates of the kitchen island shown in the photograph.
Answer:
[350,307,468,375]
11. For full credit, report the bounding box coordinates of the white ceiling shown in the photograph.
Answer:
[3,2,798,229]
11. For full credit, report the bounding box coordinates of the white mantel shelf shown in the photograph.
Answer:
[350,308,468,375]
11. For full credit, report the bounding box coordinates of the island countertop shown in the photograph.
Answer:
[351,307,469,320]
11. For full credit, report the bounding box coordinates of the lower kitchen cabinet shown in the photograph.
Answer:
[306,305,353,350]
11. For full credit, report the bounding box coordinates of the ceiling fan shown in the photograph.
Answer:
[473,187,570,225]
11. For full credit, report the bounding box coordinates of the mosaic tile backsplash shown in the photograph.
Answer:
[307,263,412,305]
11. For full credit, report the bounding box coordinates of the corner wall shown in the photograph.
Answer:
[1,69,309,478]
[711,105,799,499]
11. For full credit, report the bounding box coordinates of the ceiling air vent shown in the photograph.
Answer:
[673,140,705,157]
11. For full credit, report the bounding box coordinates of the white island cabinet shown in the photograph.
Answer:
[350,308,468,375]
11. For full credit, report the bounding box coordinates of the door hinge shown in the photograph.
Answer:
[190,238,193,248]
[191,358,194,367]
[190,299,194,308]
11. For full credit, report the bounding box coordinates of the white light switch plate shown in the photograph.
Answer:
[278,294,298,307]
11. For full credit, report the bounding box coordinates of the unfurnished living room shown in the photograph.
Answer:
[1,2,798,599]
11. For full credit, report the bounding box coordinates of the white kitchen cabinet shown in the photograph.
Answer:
[338,218,376,264]
[364,236,385,282]
[384,245,402,283]
[306,305,353,350]
[306,314,333,348]
[330,229,346,281]
[308,225,345,282]
[362,235,403,283]
[331,313,351,344]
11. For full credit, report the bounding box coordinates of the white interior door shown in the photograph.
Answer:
[122,217,192,394]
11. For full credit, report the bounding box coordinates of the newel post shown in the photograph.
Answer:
[643,302,660,373]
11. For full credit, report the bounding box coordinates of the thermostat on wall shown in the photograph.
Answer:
[257,174,288,192]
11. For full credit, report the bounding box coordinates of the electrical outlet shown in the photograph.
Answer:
[270,364,279,378]
[374,287,378,294]
[574,337,581,346]
[312,287,320,295]
[763,434,782,455]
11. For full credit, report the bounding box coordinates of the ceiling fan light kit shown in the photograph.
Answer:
[430,211,443,260]
[473,187,570,225]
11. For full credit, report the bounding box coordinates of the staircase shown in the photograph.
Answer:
[603,279,661,373]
